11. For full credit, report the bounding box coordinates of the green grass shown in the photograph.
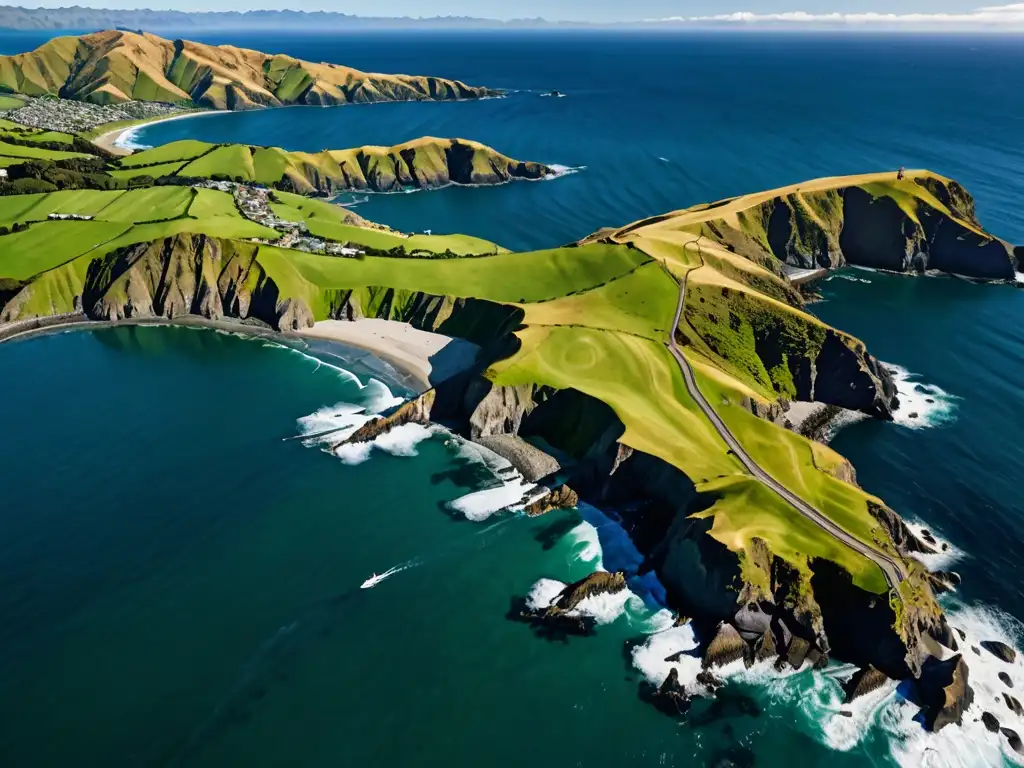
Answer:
[269,190,504,256]
[188,187,239,218]
[0,94,25,110]
[0,220,131,279]
[692,360,891,593]
[95,217,278,257]
[254,242,649,313]
[518,261,677,341]
[0,140,89,160]
[178,144,255,180]
[116,139,215,168]
[93,186,193,222]
[108,160,187,180]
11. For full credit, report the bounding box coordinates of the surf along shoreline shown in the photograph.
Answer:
[0,314,477,394]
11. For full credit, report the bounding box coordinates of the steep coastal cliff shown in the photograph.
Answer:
[117,136,553,194]
[0,30,498,108]
[1,170,1005,732]
[587,171,1019,282]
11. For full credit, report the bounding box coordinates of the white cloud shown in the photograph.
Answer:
[651,3,1024,28]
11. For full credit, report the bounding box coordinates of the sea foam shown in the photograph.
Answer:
[885,362,960,430]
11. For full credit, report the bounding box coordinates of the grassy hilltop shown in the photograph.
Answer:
[117,136,553,194]
[0,30,499,108]
[0,119,552,197]
[0,105,1005,720]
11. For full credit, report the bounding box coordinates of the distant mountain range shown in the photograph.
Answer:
[0,6,587,31]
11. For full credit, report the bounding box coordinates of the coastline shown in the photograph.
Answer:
[89,110,213,155]
[295,318,480,392]
[0,314,478,394]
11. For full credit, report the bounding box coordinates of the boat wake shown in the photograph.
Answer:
[360,561,416,589]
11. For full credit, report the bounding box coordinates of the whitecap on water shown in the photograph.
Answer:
[544,164,585,180]
[904,521,966,572]
[447,477,547,522]
[885,362,960,430]
[525,575,644,626]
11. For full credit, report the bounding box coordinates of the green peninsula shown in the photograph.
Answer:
[0,86,1011,735]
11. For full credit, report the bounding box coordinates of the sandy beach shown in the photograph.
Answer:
[90,110,211,155]
[296,319,480,392]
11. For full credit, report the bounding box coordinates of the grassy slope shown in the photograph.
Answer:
[269,190,504,256]
[0,31,492,108]
[4,171,973,598]
[0,186,276,282]
[118,136,545,194]
[0,139,89,160]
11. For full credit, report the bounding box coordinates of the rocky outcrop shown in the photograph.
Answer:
[550,571,627,614]
[1004,693,1023,717]
[917,655,974,732]
[843,665,891,703]
[703,623,746,669]
[521,485,579,517]
[650,669,692,717]
[1003,728,1024,756]
[335,391,436,448]
[982,640,1017,664]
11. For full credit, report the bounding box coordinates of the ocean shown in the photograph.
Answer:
[1,29,1024,767]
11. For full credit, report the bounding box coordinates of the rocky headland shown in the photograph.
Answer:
[0,30,499,109]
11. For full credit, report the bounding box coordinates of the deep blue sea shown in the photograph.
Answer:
[2,29,1024,767]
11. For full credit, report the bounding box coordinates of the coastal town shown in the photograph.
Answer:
[2,94,184,134]
[203,179,365,256]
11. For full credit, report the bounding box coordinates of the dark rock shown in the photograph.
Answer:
[696,670,724,693]
[522,484,579,517]
[703,623,746,669]
[1000,672,1013,689]
[973,646,981,656]
[917,654,974,732]
[787,637,812,670]
[955,628,967,641]
[1004,693,1023,717]
[1003,728,1024,756]
[548,571,626,614]
[981,640,1017,664]
[843,665,891,704]
[927,570,962,595]
[754,628,777,663]
[982,712,1001,733]
[839,710,853,718]
[651,668,691,717]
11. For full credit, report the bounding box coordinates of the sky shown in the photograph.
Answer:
[15,1,1024,28]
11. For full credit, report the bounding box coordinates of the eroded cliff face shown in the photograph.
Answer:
[278,140,553,196]
[751,178,1017,280]
[329,360,946,691]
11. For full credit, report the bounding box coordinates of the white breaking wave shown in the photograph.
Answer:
[904,521,967,573]
[885,601,1024,767]
[885,362,961,430]
[447,477,547,522]
[544,164,585,180]
[566,520,603,567]
[525,576,642,626]
[296,402,374,446]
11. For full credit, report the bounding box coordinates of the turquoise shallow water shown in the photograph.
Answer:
[2,28,1024,767]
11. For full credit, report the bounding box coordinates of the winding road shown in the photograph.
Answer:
[664,242,906,591]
